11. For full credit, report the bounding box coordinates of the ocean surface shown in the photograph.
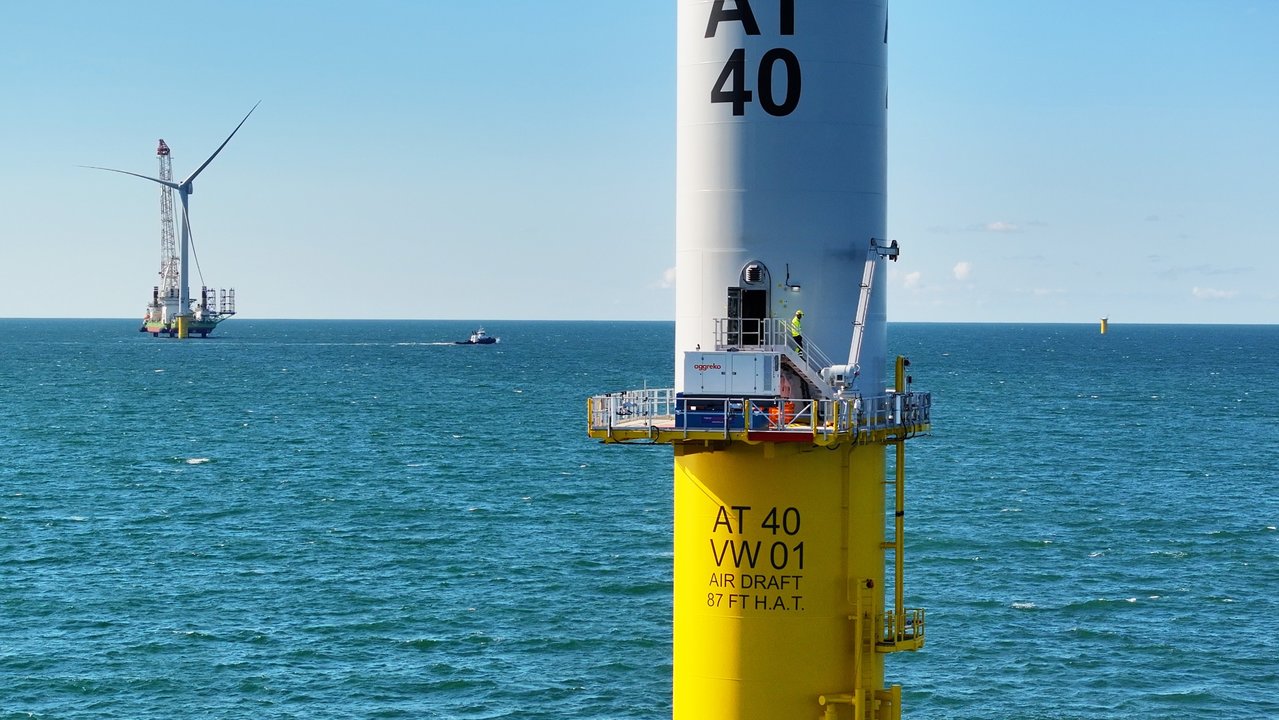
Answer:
[1,319,1276,719]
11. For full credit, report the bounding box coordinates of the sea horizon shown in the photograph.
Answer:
[3,320,1275,718]
[2,317,1275,326]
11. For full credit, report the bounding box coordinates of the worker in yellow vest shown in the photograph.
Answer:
[790,309,804,356]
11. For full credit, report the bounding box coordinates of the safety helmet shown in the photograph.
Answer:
[795,309,803,316]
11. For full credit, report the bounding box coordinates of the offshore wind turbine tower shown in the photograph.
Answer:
[588,2,932,718]
[88,105,256,338]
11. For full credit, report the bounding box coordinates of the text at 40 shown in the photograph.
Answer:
[704,0,801,117]
[712,48,801,117]
[712,505,801,535]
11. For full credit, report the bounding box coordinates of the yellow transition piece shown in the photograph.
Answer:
[674,441,893,719]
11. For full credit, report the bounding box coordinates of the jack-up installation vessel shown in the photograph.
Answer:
[88,104,257,338]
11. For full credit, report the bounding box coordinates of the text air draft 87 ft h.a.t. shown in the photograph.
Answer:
[586,2,933,719]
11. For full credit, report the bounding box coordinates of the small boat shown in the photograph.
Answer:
[456,328,497,345]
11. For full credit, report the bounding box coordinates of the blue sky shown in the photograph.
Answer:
[1,1,1275,323]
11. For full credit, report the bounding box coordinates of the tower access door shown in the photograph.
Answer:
[727,262,771,347]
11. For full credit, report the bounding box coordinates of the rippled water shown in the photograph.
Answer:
[897,323,1279,718]
[2,320,1275,718]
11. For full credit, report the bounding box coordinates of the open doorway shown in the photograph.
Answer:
[726,262,771,347]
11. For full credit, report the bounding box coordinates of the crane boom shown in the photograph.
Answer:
[156,139,179,312]
[846,238,900,369]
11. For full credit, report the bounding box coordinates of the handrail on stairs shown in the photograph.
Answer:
[713,317,834,396]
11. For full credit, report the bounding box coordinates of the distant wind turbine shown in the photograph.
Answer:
[85,102,260,327]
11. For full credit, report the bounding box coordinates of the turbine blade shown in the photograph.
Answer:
[181,100,261,185]
[81,165,181,190]
[182,202,204,281]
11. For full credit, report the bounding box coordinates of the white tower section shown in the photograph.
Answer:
[675,0,889,394]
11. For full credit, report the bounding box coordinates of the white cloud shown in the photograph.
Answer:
[1191,286,1237,300]
[983,221,1020,232]
[903,271,922,290]
[953,261,972,281]
[659,266,676,289]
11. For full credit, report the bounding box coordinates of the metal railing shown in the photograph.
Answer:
[714,317,836,366]
[587,389,931,443]
[877,607,926,652]
[588,388,678,430]
[713,317,836,390]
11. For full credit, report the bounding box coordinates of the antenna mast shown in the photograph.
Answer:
[156,140,179,303]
